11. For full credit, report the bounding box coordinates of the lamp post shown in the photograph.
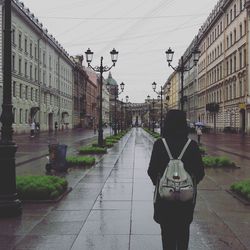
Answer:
[147,95,158,132]
[165,47,200,111]
[0,0,22,216]
[114,82,124,135]
[125,95,129,129]
[152,81,168,136]
[85,48,118,146]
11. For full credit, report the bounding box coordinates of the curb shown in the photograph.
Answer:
[226,189,250,206]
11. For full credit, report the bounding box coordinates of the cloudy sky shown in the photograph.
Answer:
[23,0,219,103]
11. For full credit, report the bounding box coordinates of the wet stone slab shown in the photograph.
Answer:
[71,234,129,250]
[78,210,131,235]
[15,235,77,250]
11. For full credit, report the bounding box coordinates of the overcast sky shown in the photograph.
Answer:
[23,0,219,103]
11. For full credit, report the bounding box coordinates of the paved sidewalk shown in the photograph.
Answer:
[0,128,249,249]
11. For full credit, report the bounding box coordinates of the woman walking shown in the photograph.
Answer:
[148,110,205,250]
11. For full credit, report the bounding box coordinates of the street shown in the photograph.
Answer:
[0,128,249,249]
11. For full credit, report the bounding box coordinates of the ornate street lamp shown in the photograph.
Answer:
[107,81,125,135]
[0,0,22,216]
[165,47,200,111]
[85,48,118,146]
[152,81,165,136]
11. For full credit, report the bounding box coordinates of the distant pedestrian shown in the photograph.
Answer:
[148,109,205,250]
[196,126,202,145]
[30,121,35,137]
[35,122,40,134]
[93,125,97,134]
[54,122,58,132]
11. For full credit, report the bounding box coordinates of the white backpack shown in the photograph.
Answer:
[157,138,195,202]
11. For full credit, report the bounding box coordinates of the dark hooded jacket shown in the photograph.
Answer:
[147,110,205,224]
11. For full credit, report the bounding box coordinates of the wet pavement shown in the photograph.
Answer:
[0,128,250,249]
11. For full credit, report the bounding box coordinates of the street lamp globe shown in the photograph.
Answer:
[110,48,119,64]
[193,48,201,65]
[147,95,150,102]
[120,82,125,91]
[165,47,174,64]
[85,48,94,64]
[152,81,157,91]
[126,95,129,103]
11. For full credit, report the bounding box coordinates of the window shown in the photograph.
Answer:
[35,67,37,81]
[230,9,232,22]
[19,109,22,124]
[230,58,233,74]
[30,64,33,79]
[230,33,233,46]
[234,29,237,43]
[25,109,28,123]
[240,0,243,11]
[31,87,33,101]
[35,45,37,59]
[18,32,22,49]
[13,81,16,97]
[19,84,22,98]
[43,51,46,66]
[25,86,28,99]
[234,55,236,72]
[12,27,16,44]
[18,58,22,75]
[12,54,15,72]
[30,42,33,57]
[25,61,27,77]
[24,37,27,53]
[233,83,236,98]
[239,80,243,96]
[35,89,38,101]
[240,23,243,37]
[239,50,242,68]
[234,4,236,18]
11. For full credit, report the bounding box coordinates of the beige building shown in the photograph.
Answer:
[0,0,74,133]
[196,0,248,132]
[165,71,179,110]
[168,0,250,133]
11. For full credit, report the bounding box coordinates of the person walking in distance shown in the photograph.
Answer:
[30,121,35,137]
[148,110,205,250]
[196,126,202,145]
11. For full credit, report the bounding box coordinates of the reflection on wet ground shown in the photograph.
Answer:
[0,128,249,249]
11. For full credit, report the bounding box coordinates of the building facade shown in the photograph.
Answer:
[171,0,250,133]
[0,0,74,133]
[71,55,87,128]
[196,0,248,132]
[85,67,98,129]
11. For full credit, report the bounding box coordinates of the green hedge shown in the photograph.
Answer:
[66,155,96,166]
[231,180,250,201]
[202,156,236,168]
[199,146,206,156]
[16,175,68,200]
[79,146,107,154]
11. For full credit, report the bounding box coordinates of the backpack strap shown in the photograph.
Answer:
[177,138,191,160]
[162,138,174,160]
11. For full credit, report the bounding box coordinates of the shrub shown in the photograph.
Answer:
[79,146,107,154]
[66,155,96,166]
[202,156,236,168]
[231,180,250,201]
[199,146,206,155]
[16,175,68,200]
